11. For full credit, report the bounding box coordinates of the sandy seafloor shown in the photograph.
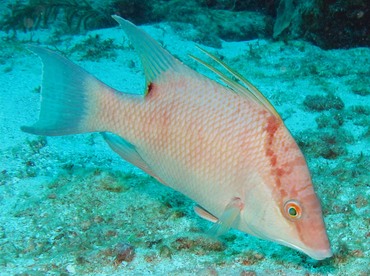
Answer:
[0,19,369,276]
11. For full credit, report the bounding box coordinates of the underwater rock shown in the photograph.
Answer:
[159,245,172,258]
[273,0,295,38]
[0,0,112,33]
[316,111,344,129]
[240,270,257,276]
[303,93,344,111]
[2,0,367,49]
[213,10,271,42]
[171,236,225,254]
[70,34,118,61]
[113,242,135,266]
[297,129,353,160]
[198,267,218,275]
[151,1,271,47]
[239,251,265,266]
[350,82,370,96]
[110,0,150,24]
[303,0,370,49]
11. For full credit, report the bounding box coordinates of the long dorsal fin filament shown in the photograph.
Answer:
[190,46,281,120]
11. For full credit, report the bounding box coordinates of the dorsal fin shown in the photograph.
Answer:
[189,47,281,120]
[112,15,182,95]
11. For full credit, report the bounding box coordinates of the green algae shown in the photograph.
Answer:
[303,93,345,112]
[70,34,119,61]
[349,105,370,128]
[26,136,47,154]
[298,129,353,159]
[0,0,110,33]
[171,236,225,254]
[316,110,344,129]
[345,74,370,96]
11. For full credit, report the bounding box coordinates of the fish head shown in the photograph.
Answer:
[241,115,332,260]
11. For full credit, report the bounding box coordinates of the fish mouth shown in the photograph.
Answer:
[307,248,333,260]
[245,218,333,260]
[276,239,333,260]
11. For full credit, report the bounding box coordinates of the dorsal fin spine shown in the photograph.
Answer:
[192,46,281,120]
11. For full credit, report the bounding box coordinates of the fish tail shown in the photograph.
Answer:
[21,45,108,136]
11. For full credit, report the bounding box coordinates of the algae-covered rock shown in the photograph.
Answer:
[297,129,353,159]
[303,0,370,49]
[113,242,135,265]
[150,1,271,47]
[351,82,370,96]
[171,236,226,254]
[1,0,368,49]
[159,245,172,258]
[316,111,344,129]
[303,93,344,112]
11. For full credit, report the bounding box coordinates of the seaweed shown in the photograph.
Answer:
[113,242,135,266]
[273,0,295,39]
[297,129,353,160]
[0,0,112,33]
[303,93,345,112]
[70,34,119,61]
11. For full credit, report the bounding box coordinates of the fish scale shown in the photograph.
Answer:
[129,78,256,197]
[22,15,332,260]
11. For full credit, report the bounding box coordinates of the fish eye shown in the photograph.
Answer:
[284,200,302,220]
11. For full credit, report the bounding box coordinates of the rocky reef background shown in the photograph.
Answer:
[1,0,369,49]
[0,0,369,275]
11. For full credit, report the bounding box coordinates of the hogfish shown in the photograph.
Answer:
[22,15,332,260]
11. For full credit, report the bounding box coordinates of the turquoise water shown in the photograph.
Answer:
[0,1,369,275]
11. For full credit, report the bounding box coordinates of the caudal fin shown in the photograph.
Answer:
[22,46,107,136]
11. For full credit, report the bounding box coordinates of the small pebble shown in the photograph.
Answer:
[198,267,218,275]
[66,264,76,274]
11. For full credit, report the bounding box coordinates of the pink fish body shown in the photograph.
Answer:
[23,16,332,260]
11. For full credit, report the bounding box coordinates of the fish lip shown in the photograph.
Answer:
[308,248,333,260]
[275,239,333,260]
[245,220,333,260]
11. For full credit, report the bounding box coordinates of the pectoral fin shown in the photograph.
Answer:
[209,197,244,237]
[194,205,218,223]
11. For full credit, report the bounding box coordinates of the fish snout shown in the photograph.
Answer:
[307,247,333,260]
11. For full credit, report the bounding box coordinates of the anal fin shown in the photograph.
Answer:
[102,132,164,183]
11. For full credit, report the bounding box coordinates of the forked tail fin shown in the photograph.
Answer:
[22,46,109,136]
